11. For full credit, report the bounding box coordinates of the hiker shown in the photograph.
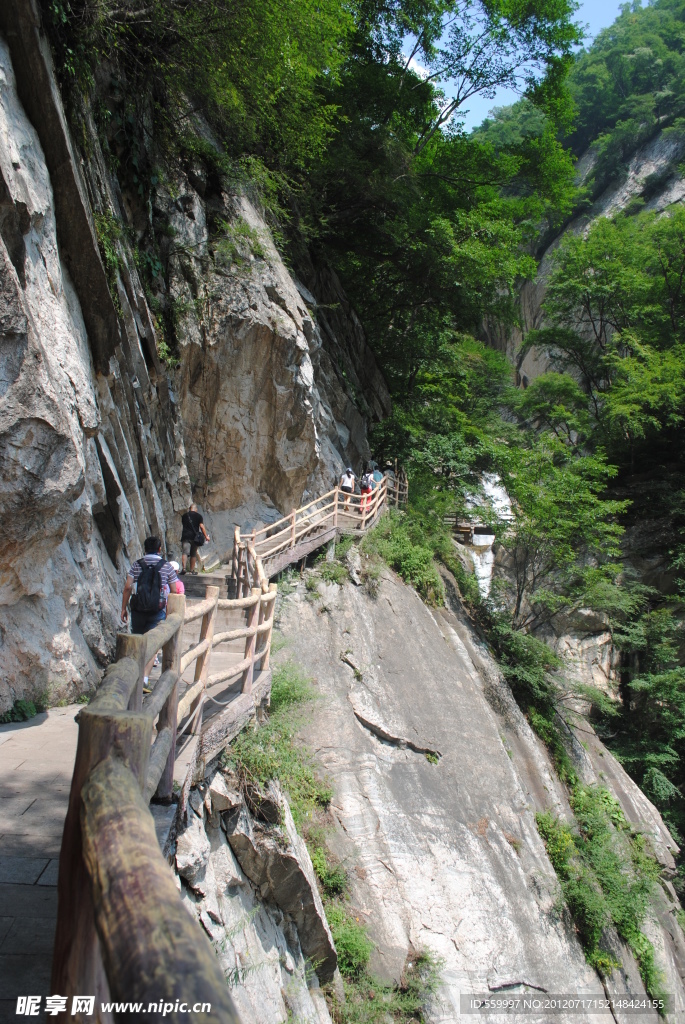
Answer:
[181,503,210,575]
[121,537,179,634]
[121,537,179,686]
[340,466,356,511]
[360,464,374,513]
[371,462,384,489]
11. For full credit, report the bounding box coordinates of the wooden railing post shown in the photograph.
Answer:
[261,584,278,671]
[241,589,261,695]
[51,700,152,1011]
[231,525,240,594]
[189,585,219,746]
[80,757,242,1024]
[290,508,296,548]
[333,485,339,529]
[117,633,148,712]
[154,592,185,802]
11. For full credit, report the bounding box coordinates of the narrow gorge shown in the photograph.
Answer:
[3,0,685,1021]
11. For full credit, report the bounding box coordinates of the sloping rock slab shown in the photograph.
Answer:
[224,784,337,982]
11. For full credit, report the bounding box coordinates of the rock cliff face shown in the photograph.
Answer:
[278,566,685,1022]
[165,187,390,553]
[0,19,191,710]
[0,0,387,709]
[482,131,685,386]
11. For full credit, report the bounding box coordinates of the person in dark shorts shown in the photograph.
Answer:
[121,537,179,634]
[181,503,210,575]
[340,467,356,512]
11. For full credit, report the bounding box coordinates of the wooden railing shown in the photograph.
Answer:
[51,577,277,1019]
[51,466,406,1016]
[230,470,408,589]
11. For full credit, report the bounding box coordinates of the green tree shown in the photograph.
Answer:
[496,437,627,628]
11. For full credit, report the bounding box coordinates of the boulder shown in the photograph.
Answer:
[208,771,243,815]
[175,812,211,889]
[346,545,362,586]
[244,780,282,824]
[224,783,337,982]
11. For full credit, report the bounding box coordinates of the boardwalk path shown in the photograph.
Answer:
[0,601,267,1020]
[0,474,407,1015]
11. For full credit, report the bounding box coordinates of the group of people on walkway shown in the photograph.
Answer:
[339,462,385,512]
[120,505,210,636]
[121,463,388,638]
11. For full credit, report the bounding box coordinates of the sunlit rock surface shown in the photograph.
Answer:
[279,567,685,1022]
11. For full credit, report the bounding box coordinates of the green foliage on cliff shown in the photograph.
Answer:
[223,661,332,829]
[568,0,685,196]
[537,785,665,1001]
[521,203,685,840]
[329,949,442,1024]
[525,207,685,470]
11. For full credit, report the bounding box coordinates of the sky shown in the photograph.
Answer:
[422,0,626,132]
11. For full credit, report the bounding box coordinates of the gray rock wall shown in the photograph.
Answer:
[279,564,685,1022]
[0,0,385,708]
[0,24,191,710]
[173,773,333,1024]
[163,187,389,547]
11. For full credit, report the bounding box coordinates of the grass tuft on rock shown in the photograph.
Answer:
[222,661,331,829]
[329,948,443,1024]
[326,903,374,978]
[0,699,39,725]
[361,512,443,605]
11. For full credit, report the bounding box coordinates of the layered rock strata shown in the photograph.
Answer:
[0,14,191,709]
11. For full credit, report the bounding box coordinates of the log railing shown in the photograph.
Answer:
[229,470,408,591]
[52,466,405,1015]
[52,574,278,1020]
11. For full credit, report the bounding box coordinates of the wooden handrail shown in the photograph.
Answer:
[230,467,406,593]
[179,636,212,674]
[81,756,240,1022]
[54,462,404,1007]
[54,561,281,1010]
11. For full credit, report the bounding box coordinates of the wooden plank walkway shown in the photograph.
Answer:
[0,469,408,1013]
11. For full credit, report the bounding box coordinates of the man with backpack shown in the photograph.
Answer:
[180,503,210,575]
[120,536,180,635]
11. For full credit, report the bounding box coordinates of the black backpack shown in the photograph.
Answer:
[131,559,163,613]
[361,472,374,489]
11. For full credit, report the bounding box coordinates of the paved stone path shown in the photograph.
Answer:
[0,597,252,1022]
[0,705,80,1023]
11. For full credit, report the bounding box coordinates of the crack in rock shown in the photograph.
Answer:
[488,979,548,993]
[349,699,442,760]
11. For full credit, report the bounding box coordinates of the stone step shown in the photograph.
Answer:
[181,571,230,599]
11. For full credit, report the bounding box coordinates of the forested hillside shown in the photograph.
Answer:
[41,0,685,999]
